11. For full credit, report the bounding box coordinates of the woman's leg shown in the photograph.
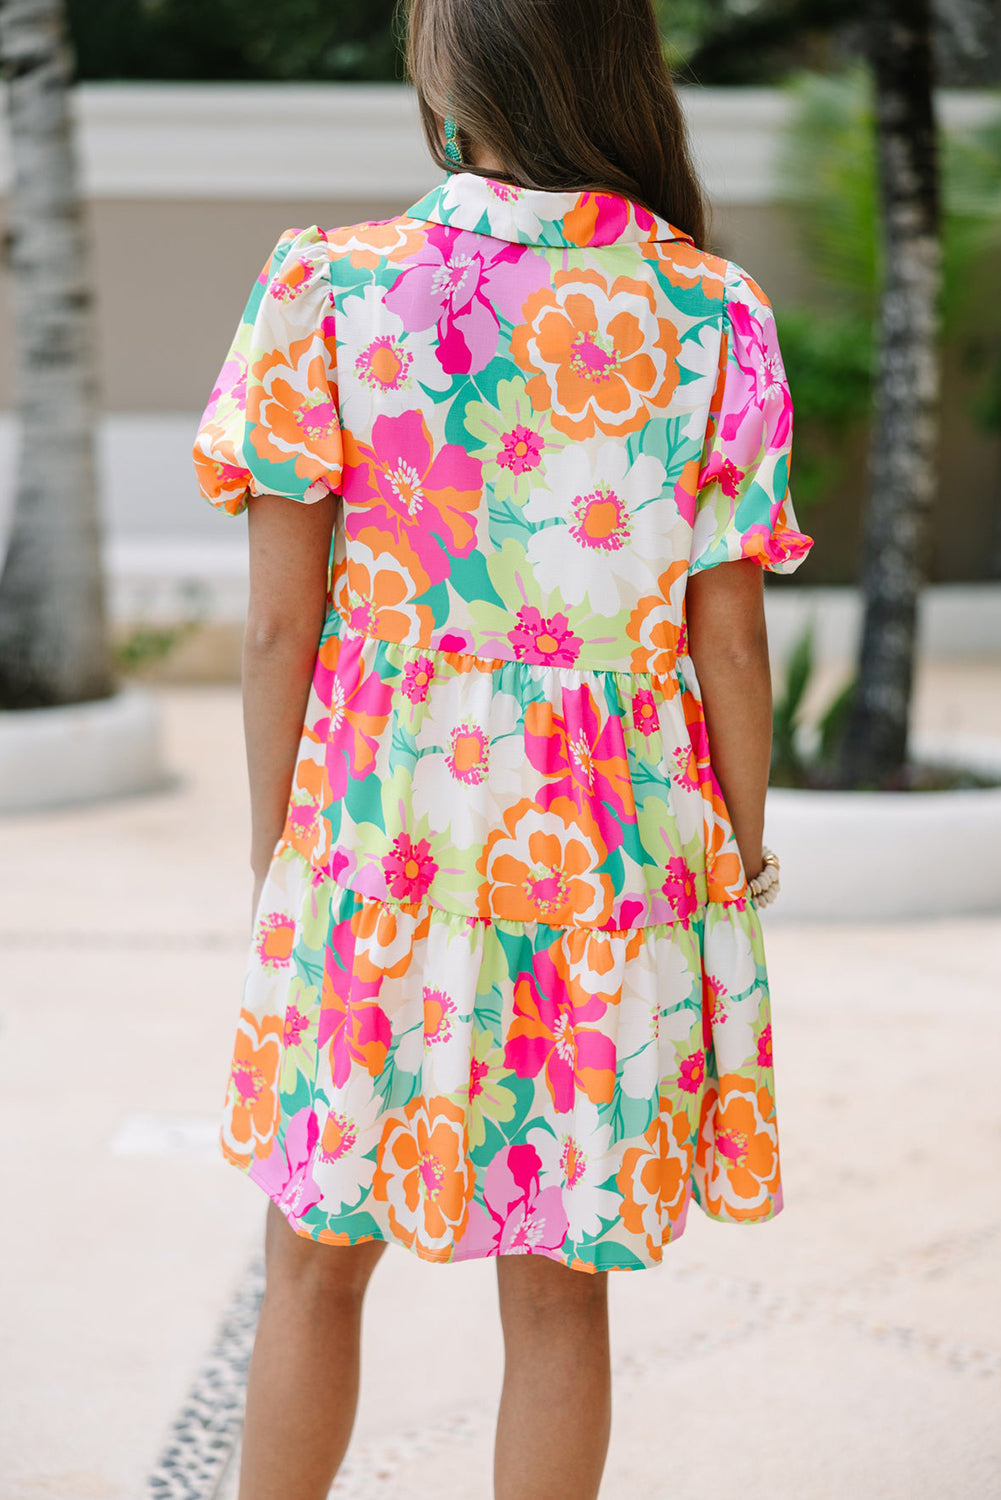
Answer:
[494,1254,612,1500]
[238,1199,388,1500]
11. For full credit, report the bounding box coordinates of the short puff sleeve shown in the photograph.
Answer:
[192,226,342,516]
[689,261,813,575]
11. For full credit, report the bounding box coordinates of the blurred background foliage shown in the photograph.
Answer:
[66,0,1001,85]
[775,68,1001,508]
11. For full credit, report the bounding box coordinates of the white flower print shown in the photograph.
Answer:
[439,172,547,243]
[674,323,722,439]
[310,1070,386,1212]
[336,283,451,433]
[524,442,669,613]
[527,1096,620,1242]
[388,919,478,1091]
[412,674,525,848]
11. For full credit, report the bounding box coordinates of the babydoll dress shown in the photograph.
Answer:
[193,170,813,1274]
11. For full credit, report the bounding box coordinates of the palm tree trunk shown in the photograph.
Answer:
[0,0,114,707]
[837,0,941,788]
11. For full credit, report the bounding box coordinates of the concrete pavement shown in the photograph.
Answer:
[1,665,999,1499]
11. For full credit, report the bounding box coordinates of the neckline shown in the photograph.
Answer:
[405,172,695,249]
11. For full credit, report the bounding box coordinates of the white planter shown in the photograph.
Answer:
[0,683,167,814]
[764,734,1001,921]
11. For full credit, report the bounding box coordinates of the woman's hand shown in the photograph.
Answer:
[686,559,772,882]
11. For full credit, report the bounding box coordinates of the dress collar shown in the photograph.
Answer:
[405,171,695,249]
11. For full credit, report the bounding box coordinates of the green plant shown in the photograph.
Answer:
[773,70,1001,499]
[113,583,208,672]
[770,623,855,787]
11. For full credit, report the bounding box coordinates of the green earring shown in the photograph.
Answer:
[443,113,463,167]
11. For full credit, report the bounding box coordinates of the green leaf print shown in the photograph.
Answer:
[603,1089,657,1146]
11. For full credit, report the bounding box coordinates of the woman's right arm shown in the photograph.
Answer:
[685,558,772,881]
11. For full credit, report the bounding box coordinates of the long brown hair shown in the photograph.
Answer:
[399,0,709,249]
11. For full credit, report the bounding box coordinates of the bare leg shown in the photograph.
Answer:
[494,1253,612,1500]
[238,1200,388,1500]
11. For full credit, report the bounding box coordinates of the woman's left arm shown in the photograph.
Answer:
[243,491,339,921]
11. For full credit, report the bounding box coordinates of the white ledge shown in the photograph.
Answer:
[0,83,997,204]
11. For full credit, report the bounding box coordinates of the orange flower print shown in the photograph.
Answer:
[626,561,688,677]
[330,217,429,270]
[220,1009,284,1167]
[552,927,636,1012]
[269,251,321,303]
[477,796,614,928]
[511,268,682,439]
[616,1097,694,1258]
[254,911,296,970]
[349,899,431,986]
[247,333,342,485]
[331,525,436,643]
[695,1076,781,1220]
[641,242,727,303]
[371,1095,475,1257]
[280,755,330,868]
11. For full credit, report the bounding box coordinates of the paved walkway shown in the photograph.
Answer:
[2,663,999,1499]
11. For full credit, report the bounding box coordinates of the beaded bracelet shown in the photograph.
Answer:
[748,846,780,909]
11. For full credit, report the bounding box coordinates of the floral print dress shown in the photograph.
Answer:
[193,170,812,1273]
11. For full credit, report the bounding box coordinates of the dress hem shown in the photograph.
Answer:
[229,1140,785,1276]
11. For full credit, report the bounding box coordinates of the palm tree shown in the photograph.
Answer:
[0,0,114,707]
[837,0,942,786]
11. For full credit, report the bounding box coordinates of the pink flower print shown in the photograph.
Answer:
[719,300,793,460]
[564,190,657,248]
[568,484,630,552]
[355,334,413,393]
[269,255,315,303]
[507,606,583,667]
[202,354,247,422]
[524,684,635,853]
[715,1127,750,1167]
[457,1144,569,1259]
[757,1022,773,1067]
[740,520,814,571]
[383,833,438,902]
[469,1054,489,1100]
[702,975,729,1051]
[320,919,391,1088]
[671,743,700,792]
[255,911,296,970]
[423,988,457,1047]
[283,1004,311,1049]
[294,391,339,447]
[497,423,544,476]
[505,948,615,1114]
[248,1106,323,1225]
[662,856,699,925]
[313,632,393,800]
[678,1049,706,1095]
[345,409,481,584]
[384,225,549,375]
[445,722,489,785]
[401,655,435,704]
[697,450,743,499]
[632,689,660,737]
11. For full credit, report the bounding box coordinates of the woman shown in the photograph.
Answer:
[193,0,812,1495]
